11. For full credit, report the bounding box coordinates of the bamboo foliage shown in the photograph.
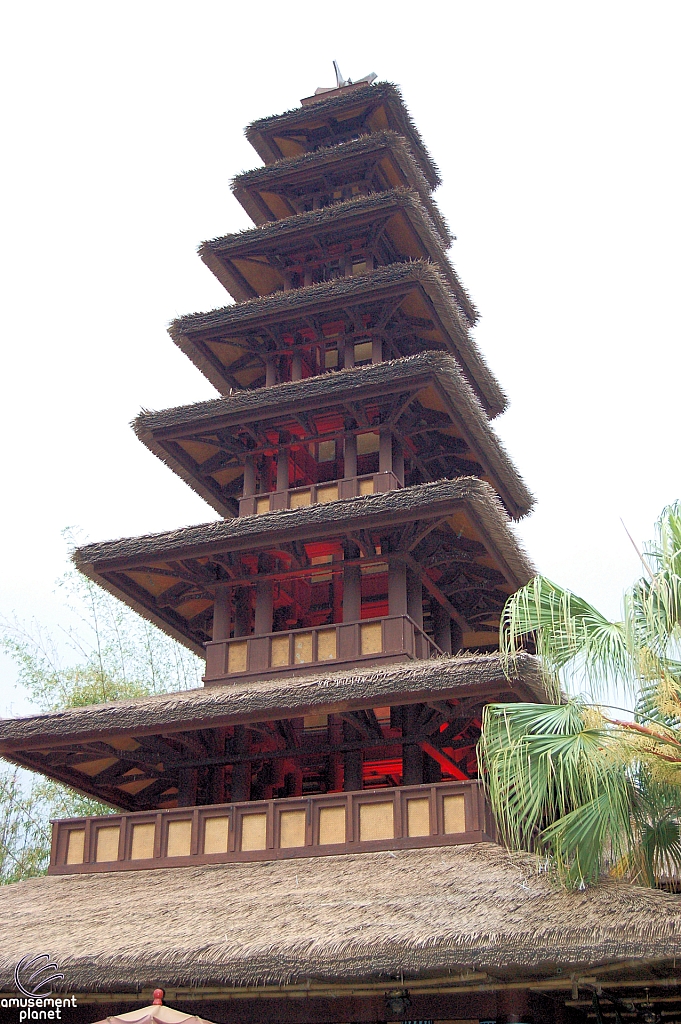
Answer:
[482,502,681,888]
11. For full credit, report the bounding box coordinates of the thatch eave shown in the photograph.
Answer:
[246,82,441,189]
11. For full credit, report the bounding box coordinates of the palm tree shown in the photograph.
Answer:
[479,502,681,888]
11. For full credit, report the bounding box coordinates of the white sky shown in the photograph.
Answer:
[1,1,679,716]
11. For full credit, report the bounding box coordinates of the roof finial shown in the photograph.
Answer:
[313,63,377,98]
[333,60,349,89]
[152,989,164,1005]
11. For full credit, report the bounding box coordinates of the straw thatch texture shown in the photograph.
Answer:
[246,82,441,189]
[132,353,534,520]
[1,843,680,991]
[232,130,453,247]
[0,653,542,750]
[169,261,506,418]
[200,189,471,317]
[74,478,533,577]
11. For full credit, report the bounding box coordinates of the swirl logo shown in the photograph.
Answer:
[14,953,64,998]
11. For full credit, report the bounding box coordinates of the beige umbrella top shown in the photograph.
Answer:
[91,990,218,1024]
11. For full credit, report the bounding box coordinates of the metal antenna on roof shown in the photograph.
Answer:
[333,61,349,88]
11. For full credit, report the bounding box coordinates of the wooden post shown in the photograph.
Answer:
[230,726,250,802]
[212,584,230,642]
[388,560,408,616]
[234,587,250,637]
[265,356,276,387]
[254,579,273,635]
[177,768,198,808]
[372,336,383,364]
[276,448,289,492]
[242,456,256,498]
[401,705,423,786]
[450,619,463,653]
[328,715,344,792]
[291,349,303,381]
[344,341,355,369]
[343,563,361,622]
[343,720,363,792]
[393,443,405,486]
[407,569,423,629]
[344,433,357,479]
[379,428,393,474]
[432,600,452,654]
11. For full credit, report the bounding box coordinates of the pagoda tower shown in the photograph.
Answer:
[13,75,666,1024]
[1,77,537,825]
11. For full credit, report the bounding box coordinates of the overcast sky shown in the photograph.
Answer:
[1,1,679,716]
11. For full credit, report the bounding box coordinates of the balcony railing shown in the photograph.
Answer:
[204,614,442,686]
[48,780,494,875]
[238,470,401,517]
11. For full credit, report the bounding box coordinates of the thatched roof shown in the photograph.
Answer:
[0,654,542,751]
[231,130,453,246]
[246,82,440,189]
[199,190,474,322]
[74,478,532,579]
[1,843,681,991]
[70,479,533,656]
[132,352,533,520]
[170,261,506,418]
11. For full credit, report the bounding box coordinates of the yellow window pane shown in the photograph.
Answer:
[318,440,336,462]
[95,826,120,863]
[443,794,466,834]
[359,802,394,842]
[361,621,382,655]
[352,261,367,276]
[204,816,230,855]
[358,477,375,496]
[255,495,270,514]
[316,483,339,504]
[406,798,430,838]
[290,488,311,509]
[294,632,313,664]
[357,430,379,454]
[228,640,248,673]
[130,822,156,860]
[271,634,290,667]
[279,810,306,849]
[66,829,85,865]
[166,819,192,858]
[317,628,337,661]
[319,805,346,845]
[324,347,339,368]
[241,814,267,851]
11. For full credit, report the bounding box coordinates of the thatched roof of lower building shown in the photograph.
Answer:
[1,843,680,992]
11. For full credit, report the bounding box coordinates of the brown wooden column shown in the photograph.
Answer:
[242,456,256,498]
[234,587,250,637]
[388,560,408,616]
[177,768,198,807]
[344,340,355,369]
[291,349,303,381]
[212,584,230,642]
[343,719,363,792]
[343,563,361,622]
[254,579,273,635]
[371,336,383,363]
[276,449,289,492]
[432,600,452,654]
[343,433,357,478]
[407,569,423,629]
[328,715,343,792]
[265,355,276,386]
[401,704,423,786]
[230,726,250,802]
[379,427,392,474]
[393,443,405,486]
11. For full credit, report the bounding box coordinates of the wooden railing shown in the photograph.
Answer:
[49,780,493,875]
[204,614,442,685]
[238,471,401,517]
